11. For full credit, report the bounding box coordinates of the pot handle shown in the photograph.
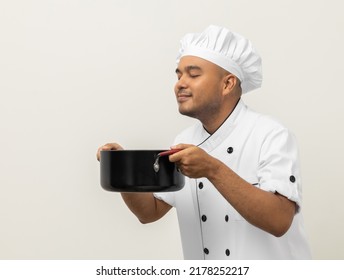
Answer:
[158,149,182,157]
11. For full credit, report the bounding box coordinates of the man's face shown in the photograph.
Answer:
[174,56,226,121]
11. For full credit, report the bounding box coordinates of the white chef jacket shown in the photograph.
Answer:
[154,99,311,260]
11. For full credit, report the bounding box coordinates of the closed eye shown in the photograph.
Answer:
[189,73,200,78]
[175,65,203,80]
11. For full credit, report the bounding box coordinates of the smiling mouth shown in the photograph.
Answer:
[177,92,192,102]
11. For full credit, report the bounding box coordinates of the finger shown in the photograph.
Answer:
[169,144,195,162]
[96,146,107,161]
[169,151,183,162]
[96,143,124,161]
[170,143,194,150]
[103,143,124,151]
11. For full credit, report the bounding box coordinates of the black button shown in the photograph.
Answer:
[225,249,230,256]
[204,248,209,254]
[225,215,229,222]
[227,147,233,154]
[198,182,204,189]
[201,215,207,222]
[290,175,296,183]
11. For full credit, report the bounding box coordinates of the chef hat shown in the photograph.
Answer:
[176,25,262,94]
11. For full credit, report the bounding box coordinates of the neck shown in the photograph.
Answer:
[202,98,240,134]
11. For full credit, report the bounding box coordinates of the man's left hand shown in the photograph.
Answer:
[169,144,218,179]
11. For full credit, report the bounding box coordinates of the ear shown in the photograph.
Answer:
[222,74,238,96]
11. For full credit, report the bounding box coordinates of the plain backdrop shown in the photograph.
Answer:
[0,0,343,259]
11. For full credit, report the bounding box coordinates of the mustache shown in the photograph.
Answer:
[177,89,192,95]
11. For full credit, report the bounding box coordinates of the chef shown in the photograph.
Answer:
[97,25,312,259]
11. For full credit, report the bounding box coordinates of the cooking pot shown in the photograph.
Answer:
[100,150,185,192]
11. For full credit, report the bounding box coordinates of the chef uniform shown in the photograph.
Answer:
[154,25,311,259]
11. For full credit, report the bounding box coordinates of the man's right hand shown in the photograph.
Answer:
[96,143,123,161]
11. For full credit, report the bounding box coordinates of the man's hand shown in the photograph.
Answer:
[168,144,219,179]
[96,143,123,161]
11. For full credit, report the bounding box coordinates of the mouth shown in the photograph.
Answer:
[177,92,192,103]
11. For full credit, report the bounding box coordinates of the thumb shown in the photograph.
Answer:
[170,143,194,150]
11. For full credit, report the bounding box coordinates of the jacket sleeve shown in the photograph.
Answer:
[257,126,303,212]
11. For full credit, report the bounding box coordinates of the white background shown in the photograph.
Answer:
[0,0,343,259]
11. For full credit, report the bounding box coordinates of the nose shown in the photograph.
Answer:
[174,76,187,93]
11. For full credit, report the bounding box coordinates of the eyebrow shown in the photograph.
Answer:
[175,65,202,74]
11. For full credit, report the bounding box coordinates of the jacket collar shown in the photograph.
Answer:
[195,98,247,152]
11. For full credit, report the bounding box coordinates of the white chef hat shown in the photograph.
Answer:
[176,25,262,94]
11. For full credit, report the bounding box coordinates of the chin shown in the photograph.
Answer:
[178,107,197,118]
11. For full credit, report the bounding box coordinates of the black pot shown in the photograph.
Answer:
[100,150,185,192]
